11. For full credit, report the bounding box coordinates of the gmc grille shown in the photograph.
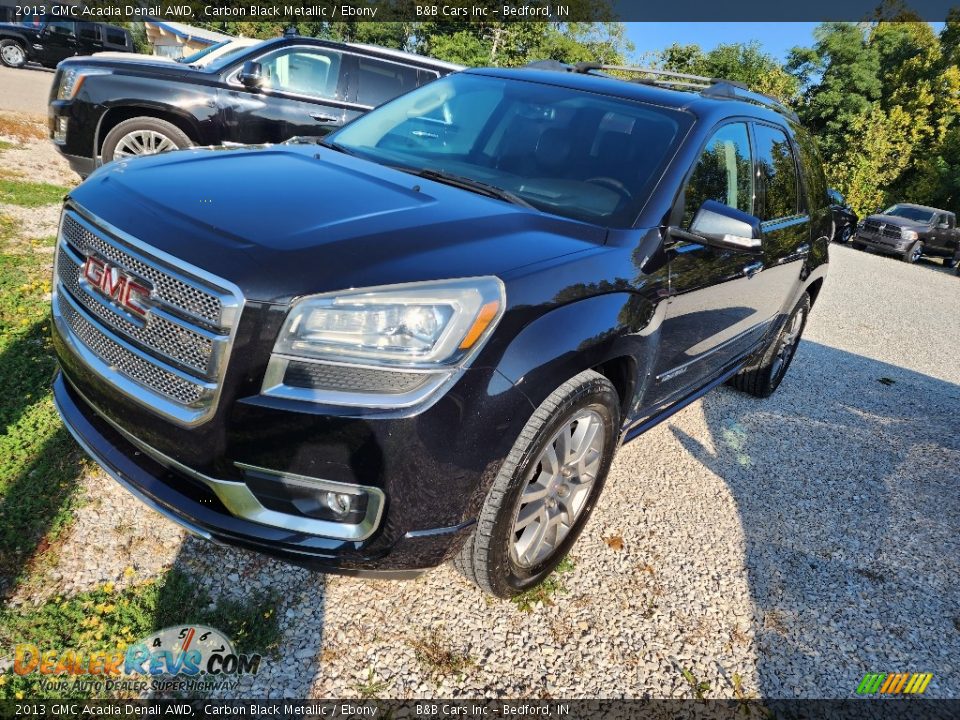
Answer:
[52,206,244,425]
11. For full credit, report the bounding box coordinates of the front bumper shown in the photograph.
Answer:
[49,97,99,178]
[53,372,481,576]
[854,231,909,255]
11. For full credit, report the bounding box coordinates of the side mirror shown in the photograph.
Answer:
[684,200,763,253]
[238,61,264,90]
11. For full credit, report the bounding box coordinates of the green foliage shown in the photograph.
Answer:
[0,223,84,595]
[510,556,576,612]
[0,569,280,699]
[656,41,798,103]
[0,177,70,208]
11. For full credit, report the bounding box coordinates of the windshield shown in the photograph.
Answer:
[328,73,691,226]
[884,205,935,223]
[177,40,229,64]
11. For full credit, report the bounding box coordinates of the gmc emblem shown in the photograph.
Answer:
[81,256,151,318]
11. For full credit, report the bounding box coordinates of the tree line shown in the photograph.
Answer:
[188,10,960,216]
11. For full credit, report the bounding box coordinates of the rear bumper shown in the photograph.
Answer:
[52,372,476,577]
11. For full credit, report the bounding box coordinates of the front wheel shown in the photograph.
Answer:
[851,240,866,251]
[0,40,27,69]
[455,370,620,598]
[943,256,959,269]
[903,241,924,263]
[729,293,811,398]
[101,117,192,165]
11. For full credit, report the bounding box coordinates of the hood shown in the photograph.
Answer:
[864,213,929,229]
[60,54,206,77]
[68,145,607,304]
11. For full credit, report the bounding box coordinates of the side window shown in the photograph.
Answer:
[682,122,753,228]
[105,28,128,47]
[78,24,99,42]
[255,48,342,100]
[357,58,421,107]
[754,124,799,221]
[47,21,76,37]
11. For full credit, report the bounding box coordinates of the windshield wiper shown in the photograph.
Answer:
[316,138,359,156]
[414,169,536,209]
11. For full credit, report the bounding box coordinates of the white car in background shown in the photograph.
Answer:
[95,37,260,67]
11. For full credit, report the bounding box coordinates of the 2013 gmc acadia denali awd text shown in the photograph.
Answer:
[50,63,830,597]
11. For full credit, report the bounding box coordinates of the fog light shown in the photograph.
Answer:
[325,492,354,518]
[54,117,68,143]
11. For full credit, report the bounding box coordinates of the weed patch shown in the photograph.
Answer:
[510,556,575,612]
[410,630,474,678]
[0,177,70,208]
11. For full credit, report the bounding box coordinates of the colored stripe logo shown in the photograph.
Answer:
[857,673,933,695]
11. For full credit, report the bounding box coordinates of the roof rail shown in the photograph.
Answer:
[524,60,797,122]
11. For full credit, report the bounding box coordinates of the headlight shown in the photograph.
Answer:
[902,229,918,241]
[57,67,110,100]
[262,277,505,408]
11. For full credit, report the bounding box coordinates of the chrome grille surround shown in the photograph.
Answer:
[52,204,244,425]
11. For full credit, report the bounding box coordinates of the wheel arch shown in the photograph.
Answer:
[95,105,202,156]
[492,292,655,425]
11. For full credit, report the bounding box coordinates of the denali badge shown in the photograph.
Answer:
[81,256,151,317]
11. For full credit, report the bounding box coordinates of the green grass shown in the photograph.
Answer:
[0,217,84,595]
[0,569,281,699]
[0,141,19,152]
[0,177,70,208]
[510,556,576,612]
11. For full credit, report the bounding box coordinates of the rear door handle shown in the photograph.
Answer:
[742,261,764,278]
[310,113,340,123]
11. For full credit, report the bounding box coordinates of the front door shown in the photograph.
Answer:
[38,21,78,66]
[651,121,776,405]
[218,45,354,144]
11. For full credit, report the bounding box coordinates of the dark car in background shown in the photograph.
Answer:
[853,203,960,266]
[0,18,132,69]
[828,188,858,244]
[48,36,462,177]
[50,62,829,597]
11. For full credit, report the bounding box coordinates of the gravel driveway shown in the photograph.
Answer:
[3,133,958,700]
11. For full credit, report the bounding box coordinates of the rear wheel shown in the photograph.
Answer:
[0,40,26,69]
[943,256,959,269]
[903,241,924,263]
[729,293,811,398]
[455,370,619,597]
[101,117,192,164]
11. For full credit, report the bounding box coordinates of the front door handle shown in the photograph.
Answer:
[310,113,340,123]
[742,261,764,278]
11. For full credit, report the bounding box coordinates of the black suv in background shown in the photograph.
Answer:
[0,18,132,69]
[853,203,960,266]
[51,63,829,597]
[48,36,461,177]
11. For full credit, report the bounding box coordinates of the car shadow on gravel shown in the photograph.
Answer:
[669,340,959,698]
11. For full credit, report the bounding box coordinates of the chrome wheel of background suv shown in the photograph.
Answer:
[510,408,605,567]
[0,41,26,68]
[113,130,178,158]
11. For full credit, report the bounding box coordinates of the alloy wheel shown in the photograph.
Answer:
[1,44,25,67]
[510,408,605,567]
[113,130,178,158]
[770,308,805,381]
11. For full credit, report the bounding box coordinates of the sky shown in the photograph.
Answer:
[625,22,823,62]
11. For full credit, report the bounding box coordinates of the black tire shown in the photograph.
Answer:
[0,39,27,69]
[455,370,619,598]
[101,117,192,165]
[943,256,959,269]
[903,240,923,264]
[851,241,866,251]
[837,225,852,244]
[729,293,811,399]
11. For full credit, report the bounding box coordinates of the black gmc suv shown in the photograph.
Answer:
[48,36,461,177]
[0,18,132,69]
[51,63,830,597]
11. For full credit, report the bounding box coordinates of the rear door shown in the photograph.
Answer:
[218,45,353,144]
[76,23,103,56]
[929,212,957,255]
[347,55,434,108]
[652,121,776,404]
